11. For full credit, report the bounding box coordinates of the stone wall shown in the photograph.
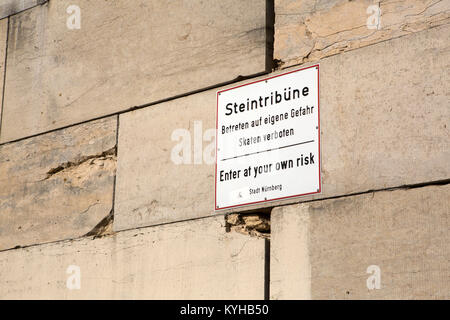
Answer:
[0,0,448,299]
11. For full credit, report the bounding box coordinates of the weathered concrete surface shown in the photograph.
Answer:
[0,18,7,131]
[115,25,449,228]
[275,0,450,68]
[271,184,450,299]
[115,91,216,230]
[0,0,267,143]
[0,216,266,299]
[0,0,46,19]
[0,116,117,251]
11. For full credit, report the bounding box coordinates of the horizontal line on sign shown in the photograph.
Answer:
[220,140,315,161]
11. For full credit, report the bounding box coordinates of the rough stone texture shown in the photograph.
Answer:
[0,18,7,131]
[115,25,449,227]
[115,90,216,230]
[226,213,271,239]
[0,0,46,19]
[0,116,117,251]
[0,216,266,300]
[275,0,450,68]
[271,184,450,299]
[0,0,267,143]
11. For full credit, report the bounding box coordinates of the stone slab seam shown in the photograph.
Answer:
[264,238,270,300]
[108,114,120,235]
[0,214,229,254]
[265,0,275,72]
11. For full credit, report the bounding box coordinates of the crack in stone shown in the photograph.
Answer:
[43,146,117,180]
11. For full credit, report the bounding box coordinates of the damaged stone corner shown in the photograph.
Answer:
[225,209,271,239]
[84,209,115,239]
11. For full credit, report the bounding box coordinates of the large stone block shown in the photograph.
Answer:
[115,26,449,229]
[0,116,117,251]
[271,184,450,299]
[0,216,266,299]
[229,24,449,212]
[275,0,450,67]
[0,0,46,19]
[0,0,267,143]
[115,91,216,230]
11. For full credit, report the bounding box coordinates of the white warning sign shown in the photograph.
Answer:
[215,65,321,210]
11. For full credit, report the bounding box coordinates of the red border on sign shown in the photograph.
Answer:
[215,64,321,211]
